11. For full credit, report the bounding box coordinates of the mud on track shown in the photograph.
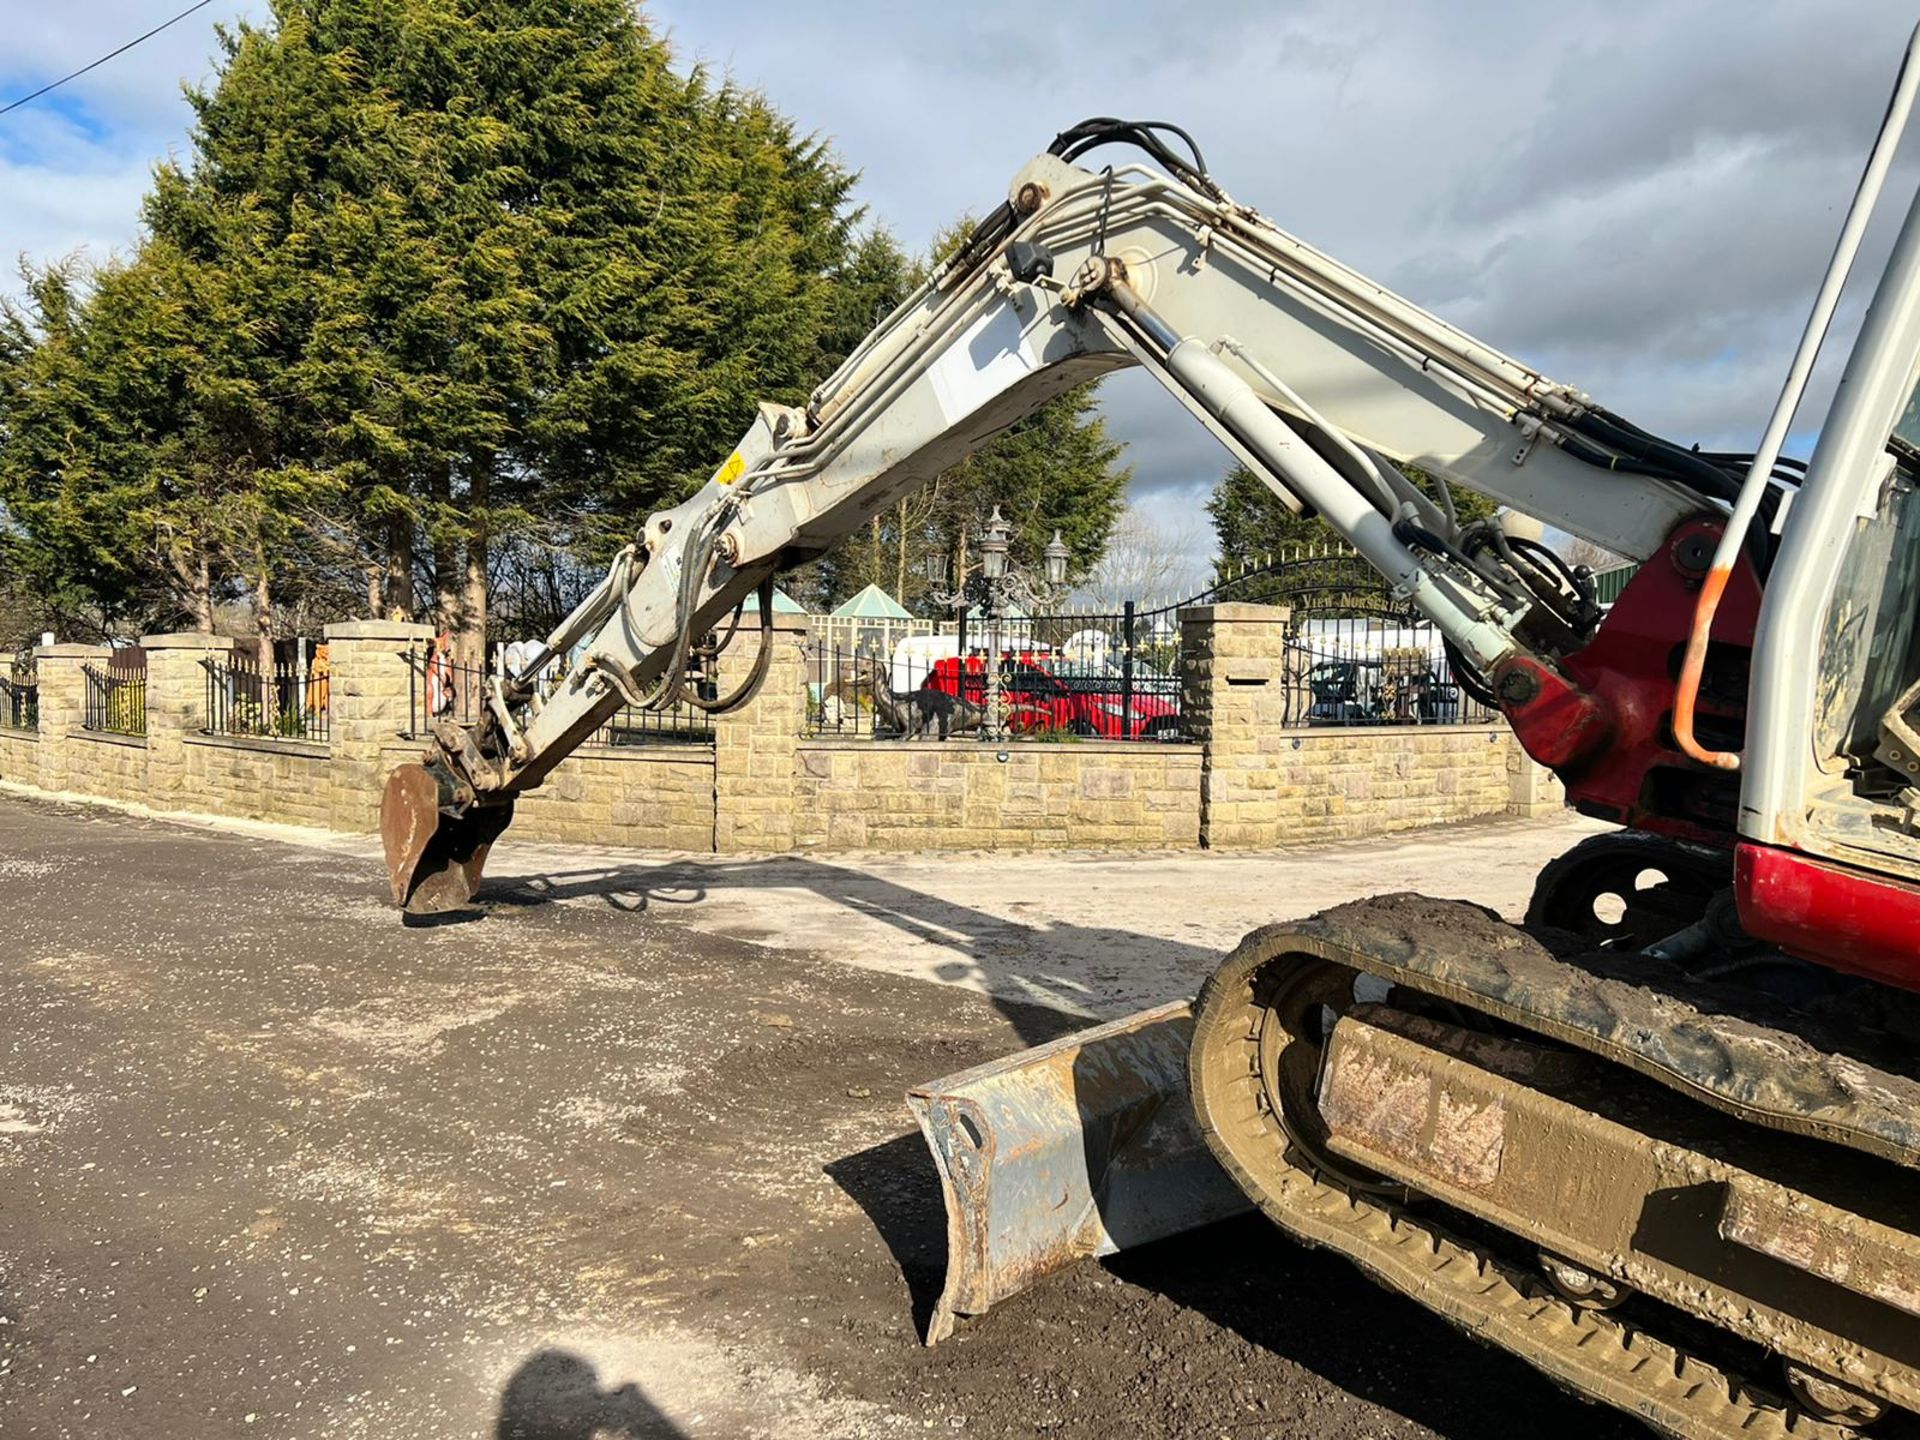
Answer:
[0,794,1643,1438]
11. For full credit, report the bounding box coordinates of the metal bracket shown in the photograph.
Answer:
[485,675,531,763]
[428,715,497,796]
[1190,224,1214,271]
[989,264,1030,312]
[1874,676,1920,813]
[582,650,649,709]
[1511,415,1544,467]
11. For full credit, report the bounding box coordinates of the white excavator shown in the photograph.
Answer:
[379,30,1920,1439]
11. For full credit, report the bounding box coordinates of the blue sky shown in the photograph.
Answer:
[4,0,1917,589]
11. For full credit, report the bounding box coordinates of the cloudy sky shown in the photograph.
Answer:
[5,0,1918,591]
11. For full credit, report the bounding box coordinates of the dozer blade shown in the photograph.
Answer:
[380,762,515,914]
[906,1002,1250,1345]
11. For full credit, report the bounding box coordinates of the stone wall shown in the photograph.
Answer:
[27,644,109,797]
[63,731,151,804]
[1181,602,1291,850]
[1261,725,1526,844]
[713,619,810,854]
[383,740,718,852]
[792,740,1204,851]
[1177,603,1551,849]
[327,620,434,832]
[183,735,336,829]
[4,642,154,805]
[144,634,235,811]
[0,727,35,782]
[0,606,1566,855]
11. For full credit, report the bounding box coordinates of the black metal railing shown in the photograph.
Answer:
[805,608,1187,743]
[585,692,717,746]
[804,560,1500,739]
[202,654,331,742]
[1196,551,1499,728]
[1,660,36,730]
[405,646,714,746]
[1277,609,1497,727]
[82,658,147,736]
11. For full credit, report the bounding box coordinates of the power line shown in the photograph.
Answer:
[0,0,218,119]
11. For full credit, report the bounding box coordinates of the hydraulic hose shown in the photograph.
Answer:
[685,576,777,715]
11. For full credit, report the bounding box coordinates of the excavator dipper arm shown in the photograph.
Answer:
[383,132,1722,911]
[367,84,1920,1434]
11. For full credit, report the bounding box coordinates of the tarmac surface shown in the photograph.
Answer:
[0,791,1644,1438]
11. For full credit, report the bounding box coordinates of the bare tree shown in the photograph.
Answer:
[1074,508,1212,609]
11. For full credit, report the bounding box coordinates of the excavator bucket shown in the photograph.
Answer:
[380,762,516,914]
[906,1002,1250,1344]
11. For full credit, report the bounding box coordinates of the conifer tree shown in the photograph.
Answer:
[0,4,1139,646]
[1207,462,1495,572]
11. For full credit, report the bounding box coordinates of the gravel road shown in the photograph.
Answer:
[0,793,1639,1438]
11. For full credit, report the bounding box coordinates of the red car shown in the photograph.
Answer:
[927,653,1183,740]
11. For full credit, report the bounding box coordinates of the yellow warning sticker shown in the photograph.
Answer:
[715,451,746,486]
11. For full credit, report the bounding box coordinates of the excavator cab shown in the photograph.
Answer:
[1729,77,1920,997]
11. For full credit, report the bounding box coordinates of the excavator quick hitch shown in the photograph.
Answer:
[380,760,515,915]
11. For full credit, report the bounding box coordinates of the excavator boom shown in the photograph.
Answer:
[384,120,1719,909]
[380,34,1920,1437]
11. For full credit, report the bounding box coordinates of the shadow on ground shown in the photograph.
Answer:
[825,1132,952,1339]
[483,855,1218,1044]
[1108,1214,1642,1438]
[829,1121,1640,1439]
[489,854,1640,1435]
[496,1349,687,1440]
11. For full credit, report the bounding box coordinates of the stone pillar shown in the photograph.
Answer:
[324,620,434,831]
[1180,602,1293,850]
[141,632,235,806]
[30,643,111,794]
[1506,741,1567,818]
[712,617,810,854]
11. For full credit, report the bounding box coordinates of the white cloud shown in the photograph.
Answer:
[1,2,252,278]
[648,0,1920,563]
[8,0,1920,573]
[1,4,248,137]
[2,156,157,277]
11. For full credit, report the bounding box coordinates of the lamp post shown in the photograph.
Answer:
[929,507,1070,739]
[1043,529,1071,588]
[980,507,1010,582]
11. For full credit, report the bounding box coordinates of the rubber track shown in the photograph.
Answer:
[1228,1147,1853,1440]
[1237,893,1920,1168]
[1188,922,1862,1439]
